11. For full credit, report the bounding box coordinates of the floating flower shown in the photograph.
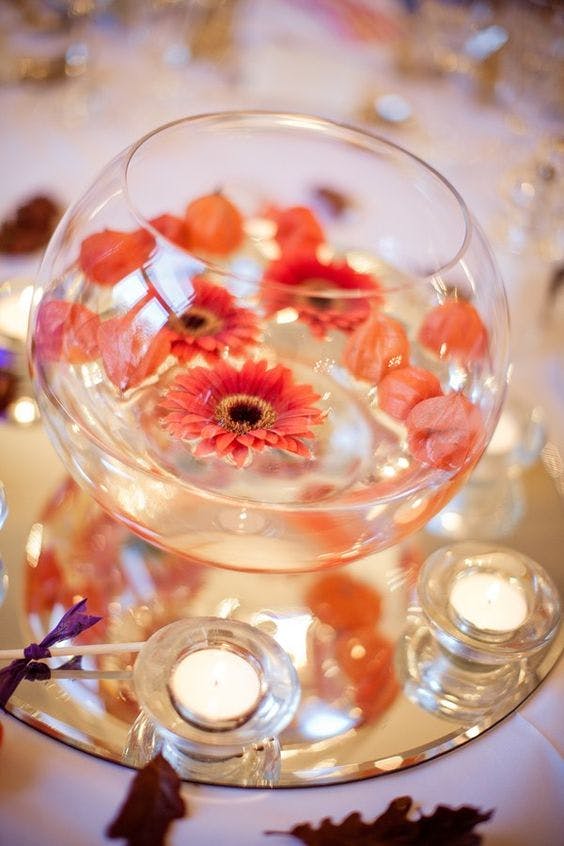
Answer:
[262,254,382,338]
[97,294,171,392]
[184,192,244,256]
[167,277,260,365]
[343,311,409,383]
[79,228,155,286]
[406,392,485,471]
[267,205,324,254]
[418,299,488,364]
[160,358,325,467]
[378,365,442,421]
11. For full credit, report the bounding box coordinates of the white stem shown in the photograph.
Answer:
[0,641,145,662]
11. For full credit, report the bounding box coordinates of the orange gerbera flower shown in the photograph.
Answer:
[160,359,325,467]
[262,254,383,339]
[167,277,260,365]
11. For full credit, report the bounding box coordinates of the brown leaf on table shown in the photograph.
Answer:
[106,754,186,846]
[0,195,61,254]
[311,186,352,219]
[266,795,493,845]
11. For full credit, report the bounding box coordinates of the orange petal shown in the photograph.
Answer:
[344,311,409,383]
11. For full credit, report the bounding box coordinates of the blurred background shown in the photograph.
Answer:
[0,0,563,444]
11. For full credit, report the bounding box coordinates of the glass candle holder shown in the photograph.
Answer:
[398,542,560,722]
[127,617,300,786]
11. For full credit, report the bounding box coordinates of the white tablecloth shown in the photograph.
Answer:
[1,663,563,845]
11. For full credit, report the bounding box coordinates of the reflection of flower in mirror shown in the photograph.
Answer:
[161,359,325,467]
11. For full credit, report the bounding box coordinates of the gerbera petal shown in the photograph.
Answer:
[194,438,216,457]
[200,423,223,439]
[232,443,250,468]
[237,433,255,447]
[197,336,221,351]
[214,432,238,453]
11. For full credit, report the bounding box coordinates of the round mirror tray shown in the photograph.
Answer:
[0,424,562,787]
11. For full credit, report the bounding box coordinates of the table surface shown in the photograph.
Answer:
[1,2,563,843]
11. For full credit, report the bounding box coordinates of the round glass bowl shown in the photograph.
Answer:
[29,112,510,573]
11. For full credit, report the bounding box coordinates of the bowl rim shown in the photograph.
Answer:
[122,110,474,290]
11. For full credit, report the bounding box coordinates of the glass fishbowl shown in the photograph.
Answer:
[29,112,509,574]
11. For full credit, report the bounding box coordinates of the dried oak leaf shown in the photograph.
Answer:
[106,754,186,846]
[266,795,493,845]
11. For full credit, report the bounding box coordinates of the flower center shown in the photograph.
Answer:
[299,278,334,311]
[215,393,277,434]
[173,307,222,338]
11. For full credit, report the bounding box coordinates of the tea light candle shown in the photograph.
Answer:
[449,572,528,634]
[169,647,263,729]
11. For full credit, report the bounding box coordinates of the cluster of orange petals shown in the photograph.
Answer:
[419,299,488,364]
[78,193,245,287]
[378,365,442,421]
[184,193,244,256]
[267,204,324,255]
[344,311,409,383]
[342,297,488,471]
[307,571,382,630]
[406,392,485,471]
[79,228,155,287]
[307,572,398,723]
